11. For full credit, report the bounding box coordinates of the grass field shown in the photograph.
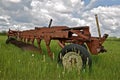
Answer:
[0,35,120,80]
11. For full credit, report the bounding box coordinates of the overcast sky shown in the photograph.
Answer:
[0,0,120,37]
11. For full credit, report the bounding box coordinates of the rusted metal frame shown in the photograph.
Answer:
[27,35,35,44]
[70,30,90,41]
[35,26,68,30]
[19,30,36,44]
[86,39,100,55]
[36,37,42,53]
[63,26,89,30]
[58,40,65,48]
[82,27,91,37]
[86,34,108,55]
[44,35,53,59]
[7,29,19,38]
[90,34,108,45]
[100,34,108,44]
[7,25,108,58]
[57,37,85,49]
[68,36,90,42]
[50,31,69,39]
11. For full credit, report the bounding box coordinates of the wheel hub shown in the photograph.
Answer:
[62,52,82,70]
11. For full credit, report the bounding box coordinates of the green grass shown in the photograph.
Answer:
[0,35,120,80]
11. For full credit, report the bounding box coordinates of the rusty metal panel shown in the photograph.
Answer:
[50,31,69,38]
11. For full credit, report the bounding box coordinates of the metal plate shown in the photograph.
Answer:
[62,52,82,70]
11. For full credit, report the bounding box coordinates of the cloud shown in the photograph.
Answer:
[0,0,120,37]
[84,0,97,10]
[30,0,84,26]
[0,0,33,30]
[89,6,120,37]
[0,15,11,31]
[7,0,21,3]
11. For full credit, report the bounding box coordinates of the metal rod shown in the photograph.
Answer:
[95,14,101,38]
[48,19,53,28]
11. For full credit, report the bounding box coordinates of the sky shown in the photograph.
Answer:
[0,0,120,37]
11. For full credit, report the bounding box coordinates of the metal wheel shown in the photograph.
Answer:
[58,44,92,70]
[62,52,82,70]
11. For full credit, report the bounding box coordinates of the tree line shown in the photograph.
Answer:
[0,31,7,35]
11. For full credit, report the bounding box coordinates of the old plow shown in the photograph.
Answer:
[6,15,108,69]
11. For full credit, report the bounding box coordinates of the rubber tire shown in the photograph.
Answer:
[57,44,92,69]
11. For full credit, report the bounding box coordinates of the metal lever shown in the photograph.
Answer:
[95,14,101,39]
[48,19,53,28]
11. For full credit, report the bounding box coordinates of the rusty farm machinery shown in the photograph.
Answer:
[6,15,108,69]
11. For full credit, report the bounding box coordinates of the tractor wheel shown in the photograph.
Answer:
[57,44,92,70]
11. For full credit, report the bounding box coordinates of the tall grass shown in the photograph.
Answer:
[0,35,120,80]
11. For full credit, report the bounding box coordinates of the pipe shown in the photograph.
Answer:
[95,14,101,39]
[48,19,53,28]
